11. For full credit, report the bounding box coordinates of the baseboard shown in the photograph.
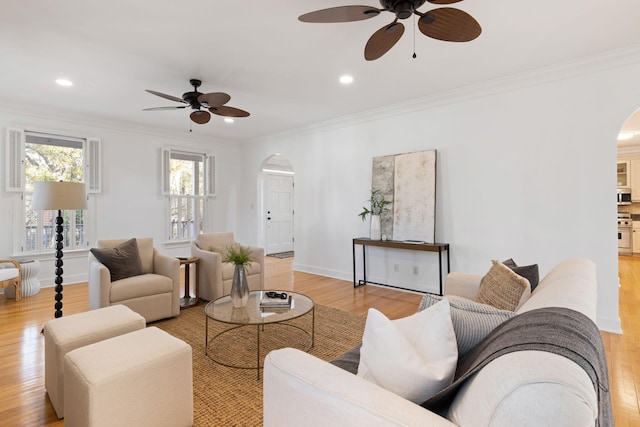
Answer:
[598,316,622,334]
[38,272,88,288]
[292,263,351,282]
[291,263,439,294]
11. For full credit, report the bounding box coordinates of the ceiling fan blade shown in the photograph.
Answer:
[190,110,211,124]
[418,8,481,42]
[198,92,231,107]
[427,0,463,4]
[143,106,188,111]
[145,89,187,104]
[364,22,405,61]
[209,105,250,118]
[299,5,381,23]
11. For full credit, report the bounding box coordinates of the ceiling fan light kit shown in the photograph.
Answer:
[143,79,250,125]
[299,0,481,60]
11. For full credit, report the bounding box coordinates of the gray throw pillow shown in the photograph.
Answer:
[90,238,143,282]
[419,294,516,357]
[503,258,540,292]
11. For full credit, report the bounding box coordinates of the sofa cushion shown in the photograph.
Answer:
[90,238,143,282]
[516,258,597,320]
[503,258,540,292]
[0,267,19,281]
[109,273,174,302]
[134,238,155,274]
[475,260,531,311]
[212,246,230,260]
[419,294,516,356]
[357,300,458,404]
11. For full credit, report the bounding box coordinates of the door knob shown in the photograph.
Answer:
[267,217,271,220]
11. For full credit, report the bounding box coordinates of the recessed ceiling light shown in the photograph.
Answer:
[339,75,354,85]
[618,132,635,141]
[224,118,234,124]
[55,79,73,87]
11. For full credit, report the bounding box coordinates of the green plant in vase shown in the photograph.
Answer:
[359,189,391,240]
[224,244,254,307]
[224,244,254,266]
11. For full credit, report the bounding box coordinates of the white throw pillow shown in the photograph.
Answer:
[357,300,458,403]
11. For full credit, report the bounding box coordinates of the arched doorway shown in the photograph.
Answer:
[259,154,295,255]
[616,108,640,256]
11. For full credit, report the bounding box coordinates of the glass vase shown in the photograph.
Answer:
[230,264,250,308]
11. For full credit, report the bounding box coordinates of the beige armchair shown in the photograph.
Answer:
[0,260,21,301]
[191,232,264,301]
[88,238,180,322]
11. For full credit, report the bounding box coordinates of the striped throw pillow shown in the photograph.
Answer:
[419,294,516,356]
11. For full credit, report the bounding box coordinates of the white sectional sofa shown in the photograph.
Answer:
[263,258,603,427]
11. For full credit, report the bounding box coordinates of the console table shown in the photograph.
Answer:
[352,238,450,295]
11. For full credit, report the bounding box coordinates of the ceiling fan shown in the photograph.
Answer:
[143,79,250,125]
[298,0,481,61]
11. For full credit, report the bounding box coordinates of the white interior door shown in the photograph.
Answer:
[265,174,294,255]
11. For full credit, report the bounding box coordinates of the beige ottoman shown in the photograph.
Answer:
[64,327,193,427]
[44,305,146,418]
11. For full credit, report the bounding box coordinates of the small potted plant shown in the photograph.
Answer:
[224,244,254,308]
[359,189,391,240]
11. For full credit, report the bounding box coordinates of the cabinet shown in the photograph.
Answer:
[631,160,640,201]
[634,222,640,254]
[618,161,630,187]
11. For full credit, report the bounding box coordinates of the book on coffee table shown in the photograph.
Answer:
[260,293,292,308]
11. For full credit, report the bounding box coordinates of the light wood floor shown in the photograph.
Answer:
[0,255,638,425]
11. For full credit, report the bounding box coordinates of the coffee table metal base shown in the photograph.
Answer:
[205,308,314,380]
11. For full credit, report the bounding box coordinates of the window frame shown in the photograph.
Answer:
[5,127,100,256]
[161,147,215,243]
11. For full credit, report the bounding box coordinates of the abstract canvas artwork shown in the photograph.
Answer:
[372,149,436,243]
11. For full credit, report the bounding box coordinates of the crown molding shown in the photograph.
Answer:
[250,44,640,145]
[0,101,237,145]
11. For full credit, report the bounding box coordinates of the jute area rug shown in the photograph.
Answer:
[153,303,366,426]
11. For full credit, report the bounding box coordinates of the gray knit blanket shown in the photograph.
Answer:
[421,307,613,427]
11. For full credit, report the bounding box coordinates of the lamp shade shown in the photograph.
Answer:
[32,181,87,210]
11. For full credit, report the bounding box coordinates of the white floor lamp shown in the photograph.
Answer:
[32,181,87,318]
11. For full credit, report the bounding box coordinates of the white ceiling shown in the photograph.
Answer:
[2,0,640,143]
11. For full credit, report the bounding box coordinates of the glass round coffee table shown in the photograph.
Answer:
[205,290,314,379]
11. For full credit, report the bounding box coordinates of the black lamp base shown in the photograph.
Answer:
[53,210,64,318]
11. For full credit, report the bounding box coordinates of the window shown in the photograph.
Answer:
[5,128,100,254]
[162,148,214,241]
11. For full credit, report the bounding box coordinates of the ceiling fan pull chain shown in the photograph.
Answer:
[412,14,417,59]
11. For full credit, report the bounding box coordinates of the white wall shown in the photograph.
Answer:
[0,110,245,288]
[3,51,639,333]
[240,53,640,333]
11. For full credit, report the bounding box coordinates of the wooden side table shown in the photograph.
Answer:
[178,257,200,308]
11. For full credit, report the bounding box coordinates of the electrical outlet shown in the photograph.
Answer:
[393,264,399,272]
[413,266,419,275]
